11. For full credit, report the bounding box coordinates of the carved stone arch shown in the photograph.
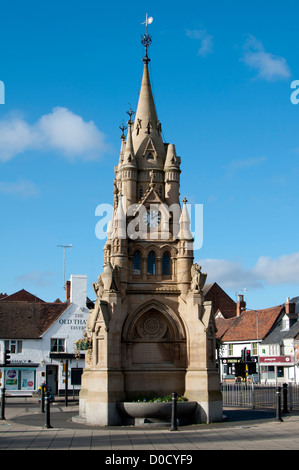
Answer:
[128,243,146,257]
[122,299,186,342]
[160,244,176,257]
[121,301,187,395]
[144,244,160,258]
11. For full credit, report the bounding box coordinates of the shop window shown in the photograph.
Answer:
[51,338,65,352]
[132,251,141,275]
[147,251,156,275]
[162,252,171,275]
[4,369,36,391]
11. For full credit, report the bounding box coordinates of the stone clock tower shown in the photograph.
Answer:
[78,27,222,426]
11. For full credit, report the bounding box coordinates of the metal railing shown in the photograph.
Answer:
[221,382,299,410]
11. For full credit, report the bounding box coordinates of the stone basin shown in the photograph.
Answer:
[117,401,198,425]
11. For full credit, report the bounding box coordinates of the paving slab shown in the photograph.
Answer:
[2,398,299,451]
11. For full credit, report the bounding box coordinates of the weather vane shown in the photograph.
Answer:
[141,13,153,62]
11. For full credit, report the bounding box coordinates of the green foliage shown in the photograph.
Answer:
[131,395,188,403]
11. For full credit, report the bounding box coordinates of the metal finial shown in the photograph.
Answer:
[126,107,135,125]
[119,121,127,139]
[141,14,153,62]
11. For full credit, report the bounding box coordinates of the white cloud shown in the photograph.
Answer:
[186,29,213,57]
[0,107,109,162]
[38,107,107,160]
[199,258,262,290]
[228,156,268,170]
[199,252,299,291]
[253,253,299,285]
[242,35,291,81]
[0,116,38,162]
[16,270,54,287]
[0,179,39,197]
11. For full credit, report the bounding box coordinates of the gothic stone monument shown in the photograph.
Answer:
[78,28,222,426]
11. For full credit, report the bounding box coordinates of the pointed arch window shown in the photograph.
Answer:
[147,251,156,275]
[162,252,171,275]
[132,251,141,275]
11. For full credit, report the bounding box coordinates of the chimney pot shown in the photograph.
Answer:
[237,294,246,316]
[285,297,295,315]
[66,280,71,300]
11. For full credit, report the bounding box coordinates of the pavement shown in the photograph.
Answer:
[1,396,299,452]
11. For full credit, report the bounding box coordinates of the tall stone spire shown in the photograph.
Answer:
[132,26,165,167]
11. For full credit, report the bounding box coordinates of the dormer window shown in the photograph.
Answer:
[281,315,290,331]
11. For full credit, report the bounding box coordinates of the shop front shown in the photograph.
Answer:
[260,355,294,383]
[221,357,258,382]
[2,365,38,394]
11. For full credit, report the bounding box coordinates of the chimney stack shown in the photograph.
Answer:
[66,280,71,301]
[236,294,246,316]
[285,297,295,315]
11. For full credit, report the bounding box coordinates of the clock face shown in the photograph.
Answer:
[143,209,161,228]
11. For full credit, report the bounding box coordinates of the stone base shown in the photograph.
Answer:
[78,369,125,426]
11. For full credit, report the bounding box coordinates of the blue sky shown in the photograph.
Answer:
[1,0,299,310]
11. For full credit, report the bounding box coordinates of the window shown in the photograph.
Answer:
[139,186,143,199]
[282,316,289,330]
[269,344,279,355]
[228,344,233,356]
[132,251,141,275]
[147,251,156,275]
[162,252,171,275]
[51,338,65,352]
[5,340,22,354]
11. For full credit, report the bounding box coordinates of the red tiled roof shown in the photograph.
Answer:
[0,289,45,303]
[0,300,69,339]
[216,305,284,341]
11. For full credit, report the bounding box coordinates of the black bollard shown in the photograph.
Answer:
[64,360,68,407]
[0,387,6,420]
[276,386,283,422]
[170,392,178,431]
[40,384,45,413]
[45,392,53,429]
[283,383,288,414]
